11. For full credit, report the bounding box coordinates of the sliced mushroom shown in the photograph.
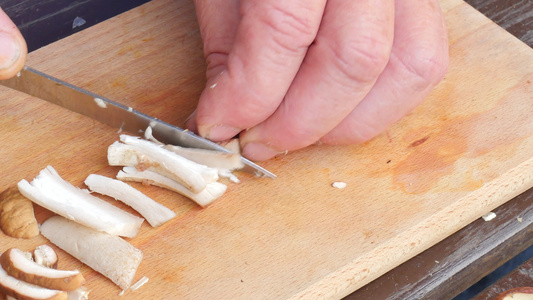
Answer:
[0,248,84,291]
[0,264,67,300]
[17,166,144,238]
[144,128,242,181]
[85,174,176,227]
[163,145,244,171]
[33,245,58,269]
[117,167,227,207]
[108,135,219,193]
[40,216,143,291]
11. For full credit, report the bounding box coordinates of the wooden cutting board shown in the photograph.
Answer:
[1,0,533,298]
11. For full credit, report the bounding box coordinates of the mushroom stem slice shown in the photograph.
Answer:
[85,174,176,227]
[0,248,84,291]
[163,145,244,171]
[40,216,143,291]
[17,166,144,238]
[145,127,243,171]
[117,167,227,207]
[0,264,67,300]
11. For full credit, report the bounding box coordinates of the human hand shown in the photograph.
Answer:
[0,7,27,80]
[187,0,449,161]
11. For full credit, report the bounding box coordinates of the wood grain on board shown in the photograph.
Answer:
[0,0,532,299]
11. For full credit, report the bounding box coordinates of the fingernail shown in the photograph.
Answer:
[242,142,282,161]
[203,125,241,141]
[0,32,19,70]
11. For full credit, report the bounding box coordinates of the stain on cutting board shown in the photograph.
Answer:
[393,77,533,194]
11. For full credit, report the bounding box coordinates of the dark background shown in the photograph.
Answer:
[1,0,151,52]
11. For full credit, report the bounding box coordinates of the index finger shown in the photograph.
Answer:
[193,0,326,141]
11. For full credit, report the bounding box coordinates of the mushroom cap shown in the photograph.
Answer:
[0,248,84,291]
[0,264,67,300]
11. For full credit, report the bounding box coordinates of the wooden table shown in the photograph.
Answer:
[1,1,532,299]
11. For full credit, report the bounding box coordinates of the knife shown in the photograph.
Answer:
[0,66,276,178]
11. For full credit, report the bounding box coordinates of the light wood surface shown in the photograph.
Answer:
[1,0,532,299]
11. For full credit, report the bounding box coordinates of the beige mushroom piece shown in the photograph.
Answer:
[117,167,227,207]
[0,248,84,291]
[85,174,176,227]
[0,185,39,239]
[40,216,143,291]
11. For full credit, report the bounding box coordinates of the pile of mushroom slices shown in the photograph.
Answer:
[0,245,89,300]
[108,130,244,208]
[11,131,244,294]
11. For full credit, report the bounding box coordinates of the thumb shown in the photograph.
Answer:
[0,7,27,80]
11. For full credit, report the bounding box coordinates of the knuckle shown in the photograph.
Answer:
[255,4,318,51]
[397,45,449,87]
[329,35,392,83]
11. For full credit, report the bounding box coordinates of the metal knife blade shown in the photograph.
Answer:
[1,66,276,178]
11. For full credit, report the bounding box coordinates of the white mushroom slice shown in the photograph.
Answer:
[22,251,34,262]
[143,126,163,145]
[217,169,241,184]
[67,287,89,300]
[0,264,66,300]
[145,127,242,171]
[120,134,220,184]
[163,145,244,171]
[145,127,242,181]
[218,138,241,154]
[33,245,58,269]
[40,216,143,291]
[85,174,176,227]
[108,135,219,193]
[0,248,84,291]
[117,167,227,207]
[17,166,144,238]
[129,276,149,291]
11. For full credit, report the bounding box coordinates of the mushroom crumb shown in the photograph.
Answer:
[332,182,347,189]
[130,276,149,291]
[94,98,107,108]
[482,212,496,221]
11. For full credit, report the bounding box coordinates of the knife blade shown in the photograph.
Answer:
[1,66,276,178]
